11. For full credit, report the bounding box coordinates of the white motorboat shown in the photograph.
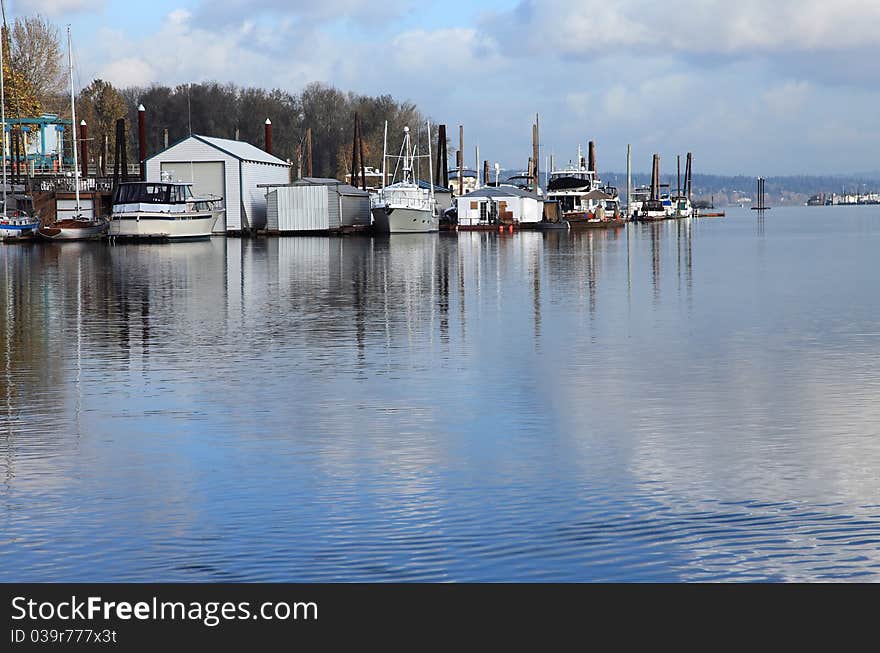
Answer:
[108,182,222,240]
[545,145,622,221]
[371,124,438,233]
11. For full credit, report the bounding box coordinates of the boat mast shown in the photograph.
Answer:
[0,1,6,216]
[381,120,387,190]
[67,26,81,216]
[402,126,411,184]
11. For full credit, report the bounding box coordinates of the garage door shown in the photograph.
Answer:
[160,161,227,233]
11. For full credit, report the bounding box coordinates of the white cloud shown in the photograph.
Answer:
[762,81,811,118]
[488,0,880,56]
[99,57,156,87]
[193,0,409,26]
[91,9,343,90]
[64,1,880,174]
[16,0,104,16]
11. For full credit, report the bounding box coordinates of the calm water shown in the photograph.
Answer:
[2,206,880,582]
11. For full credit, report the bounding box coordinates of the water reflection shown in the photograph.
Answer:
[2,208,880,581]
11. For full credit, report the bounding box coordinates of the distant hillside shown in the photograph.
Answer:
[494,170,880,207]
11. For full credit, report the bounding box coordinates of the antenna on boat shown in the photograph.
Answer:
[187,83,193,136]
[67,25,82,217]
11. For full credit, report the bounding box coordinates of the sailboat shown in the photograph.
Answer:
[370,122,438,233]
[0,0,38,240]
[37,26,107,240]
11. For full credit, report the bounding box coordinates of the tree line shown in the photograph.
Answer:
[5,14,430,181]
[115,81,426,179]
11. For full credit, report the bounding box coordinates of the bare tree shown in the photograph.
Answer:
[78,79,126,174]
[10,15,66,112]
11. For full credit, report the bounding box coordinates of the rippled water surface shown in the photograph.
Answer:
[3,206,880,581]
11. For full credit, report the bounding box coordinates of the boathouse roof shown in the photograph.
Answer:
[462,185,541,200]
[146,134,289,167]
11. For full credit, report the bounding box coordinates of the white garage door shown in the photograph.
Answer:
[160,161,227,233]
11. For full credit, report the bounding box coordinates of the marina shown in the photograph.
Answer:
[3,206,880,582]
[4,0,880,598]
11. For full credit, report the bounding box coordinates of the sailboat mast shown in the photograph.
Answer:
[67,26,81,215]
[402,127,410,183]
[382,120,388,189]
[0,5,6,215]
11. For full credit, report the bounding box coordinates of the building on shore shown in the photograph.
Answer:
[145,135,291,234]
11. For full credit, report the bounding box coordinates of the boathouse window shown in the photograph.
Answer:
[479,201,488,222]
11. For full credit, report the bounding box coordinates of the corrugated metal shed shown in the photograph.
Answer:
[265,178,370,232]
[145,134,291,233]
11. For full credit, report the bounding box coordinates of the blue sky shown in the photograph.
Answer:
[15,0,880,175]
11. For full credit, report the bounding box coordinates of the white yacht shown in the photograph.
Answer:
[669,195,694,218]
[628,186,651,219]
[545,149,622,225]
[371,124,438,233]
[108,182,223,240]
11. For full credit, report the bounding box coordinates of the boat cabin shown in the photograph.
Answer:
[112,182,218,213]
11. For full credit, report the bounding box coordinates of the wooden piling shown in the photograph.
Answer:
[80,120,88,179]
[137,105,146,180]
[458,125,464,196]
[264,118,273,155]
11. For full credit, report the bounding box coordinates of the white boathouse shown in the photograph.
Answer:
[144,135,291,233]
[457,186,542,227]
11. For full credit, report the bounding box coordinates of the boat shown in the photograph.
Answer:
[108,181,222,240]
[632,199,668,221]
[545,146,624,229]
[668,195,694,218]
[37,27,108,241]
[537,220,569,230]
[627,185,651,219]
[0,1,38,241]
[0,212,38,240]
[38,217,107,240]
[371,123,438,233]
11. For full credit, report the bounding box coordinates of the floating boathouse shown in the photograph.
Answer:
[145,135,291,234]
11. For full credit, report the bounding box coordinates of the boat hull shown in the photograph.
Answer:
[38,219,108,240]
[108,211,218,240]
[566,217,627,229]
[537,221,570,230]
[372,206,438,233]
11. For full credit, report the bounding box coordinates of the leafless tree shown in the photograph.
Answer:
[9,15,66,112]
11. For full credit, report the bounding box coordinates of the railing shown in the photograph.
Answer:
[370,189,434,212]
[36,177,116,193]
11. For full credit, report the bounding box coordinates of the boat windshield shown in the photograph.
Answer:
[115,183,193,204]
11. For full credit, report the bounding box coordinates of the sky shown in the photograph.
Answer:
[13,0,880,175]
